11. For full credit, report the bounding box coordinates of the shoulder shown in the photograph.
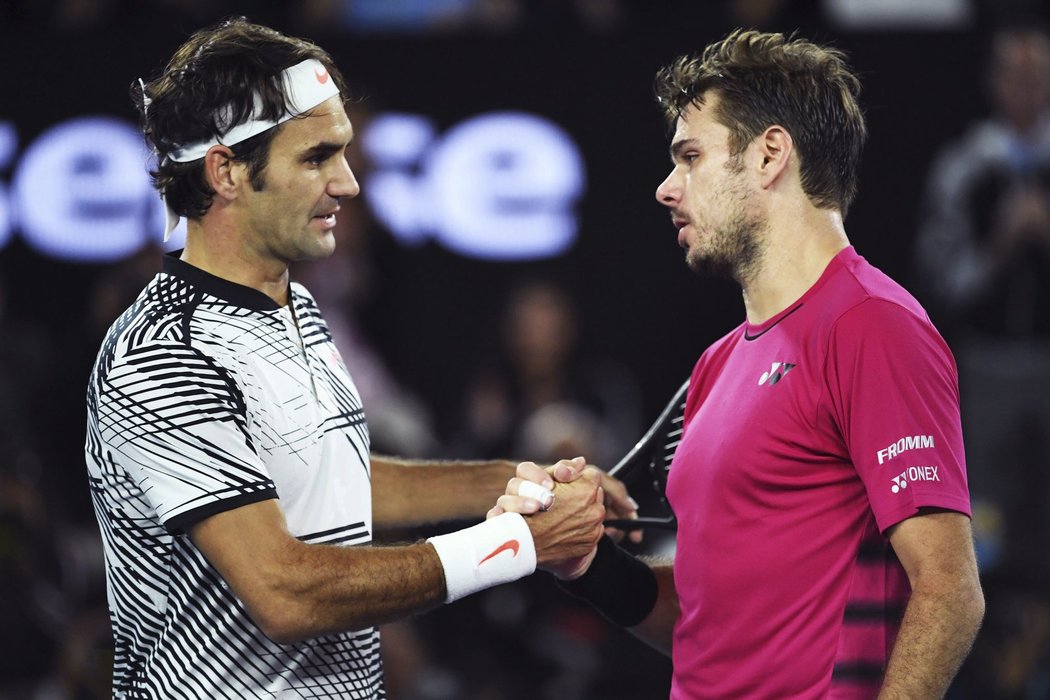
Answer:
[93,272,245,384]
[93,274,188,369]
[841,257,938,328]
[815,252,954,371]
[827,251,932,327]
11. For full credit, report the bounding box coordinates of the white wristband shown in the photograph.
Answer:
[427,512,537,603]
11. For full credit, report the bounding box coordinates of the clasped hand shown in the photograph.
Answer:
[487,457,640,580]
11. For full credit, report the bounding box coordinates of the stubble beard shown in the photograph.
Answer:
[686,190,766,285]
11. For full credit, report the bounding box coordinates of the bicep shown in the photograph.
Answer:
[188,499,298,613]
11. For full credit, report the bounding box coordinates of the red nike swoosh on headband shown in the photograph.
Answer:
[315,66,329,84]
[478,539,519,565]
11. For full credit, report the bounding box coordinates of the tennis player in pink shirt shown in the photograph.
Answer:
[499,28,984,699]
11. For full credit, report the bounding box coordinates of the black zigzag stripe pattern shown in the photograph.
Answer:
[86,263,383,699]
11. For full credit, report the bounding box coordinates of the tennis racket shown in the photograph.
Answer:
[604,379,689,531]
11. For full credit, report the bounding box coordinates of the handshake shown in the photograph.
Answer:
[426,457,638,604]
[487,457,636,581]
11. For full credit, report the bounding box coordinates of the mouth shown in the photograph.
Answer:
[672,216,690,247]
[311,209,339,229]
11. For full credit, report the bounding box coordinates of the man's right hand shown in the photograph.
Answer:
[493,458,642,543]
[489,458,604,579]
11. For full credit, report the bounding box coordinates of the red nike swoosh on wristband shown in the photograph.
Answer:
[478,539,520,565]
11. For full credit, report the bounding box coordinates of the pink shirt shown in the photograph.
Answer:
[667,247,970,699]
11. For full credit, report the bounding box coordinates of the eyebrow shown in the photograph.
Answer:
[669,138,698,162]
[300,141,350,161]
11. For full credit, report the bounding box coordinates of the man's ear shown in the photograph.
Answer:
[201,146,244,201]
[755,125,794,190]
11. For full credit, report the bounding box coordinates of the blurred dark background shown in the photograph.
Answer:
[2,0,1049,698]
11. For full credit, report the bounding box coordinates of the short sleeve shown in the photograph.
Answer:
[95,340,278,533]
[826,299,971,532]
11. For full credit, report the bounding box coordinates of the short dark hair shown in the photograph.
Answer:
[654,29,866,215]
[132,17,351,221]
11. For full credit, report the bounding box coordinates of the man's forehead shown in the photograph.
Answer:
[279,97,354,144]
[672,99,723,143]
[302,96,352,126]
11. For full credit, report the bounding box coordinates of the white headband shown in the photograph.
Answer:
[168,58,339,162]
[160,58,341,239]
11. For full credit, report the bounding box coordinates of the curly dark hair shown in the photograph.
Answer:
[132,17,351,221]
[654,29,866,215]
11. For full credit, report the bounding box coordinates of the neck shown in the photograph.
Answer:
[740,205,849,325]
[181,220,291,306]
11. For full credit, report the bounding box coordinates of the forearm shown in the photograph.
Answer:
[191,484,603,646]
[371,455,516,529]
[192,500,548,643]
[557,537,678,656]
[262,540,447,642]
[878,576,984,698]
[264,496,600,640]
[189,499,448,642]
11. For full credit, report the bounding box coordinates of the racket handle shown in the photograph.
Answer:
[603,516,676,531]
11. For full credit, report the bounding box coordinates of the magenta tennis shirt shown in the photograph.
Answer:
[666,247,971,699]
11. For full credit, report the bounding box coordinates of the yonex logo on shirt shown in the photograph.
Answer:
[758,362,796,386]
[890,465,941,494]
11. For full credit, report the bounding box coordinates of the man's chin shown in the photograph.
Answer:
[310,231,338,258]
[288,237,337,264]
[686,250,734,280]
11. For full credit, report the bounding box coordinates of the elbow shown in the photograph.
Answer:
[248,599,313,645]
[908,568,985,642]
[237,565,317,644]
[233,544,321,644]
[934,570,986,642]
[962,575,986,636]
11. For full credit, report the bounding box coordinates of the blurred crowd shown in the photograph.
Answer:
[2,0,1050,698]
[916,22,1050,699]
[1,0,801,36]
[1,0,1040,37]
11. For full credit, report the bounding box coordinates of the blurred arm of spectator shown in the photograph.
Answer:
[916,25,1050,318]
[991,183,1050,260]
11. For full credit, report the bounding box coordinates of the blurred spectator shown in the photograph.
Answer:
[453,278,640,468]
[0,468,63,699]
[0,270,111,699]
[393,279,664,700]
[948,568,1050,699]
[914,24,1050,575]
